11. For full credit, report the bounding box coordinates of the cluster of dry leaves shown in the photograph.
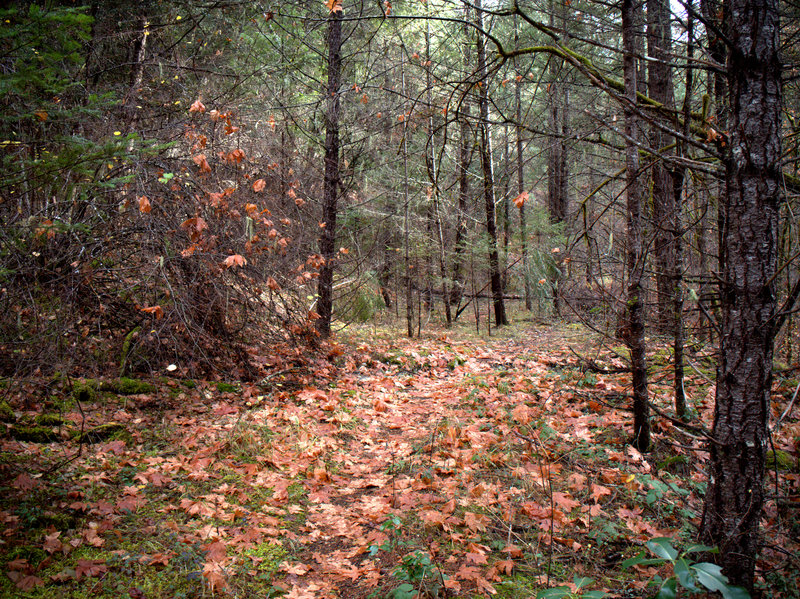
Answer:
[1,324,798,597]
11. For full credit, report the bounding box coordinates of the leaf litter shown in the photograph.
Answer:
[0,323,798,597]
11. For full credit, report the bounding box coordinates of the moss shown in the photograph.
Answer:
[100,377,155,395]
[10,425,61,443]
[4,545,48,566]
[181,379,197,389]
[243,541,287,577]
[74,422,130,444]
[119,326,141,376]
[215,381,239,393]
[0,399,15,422]
[72,380,99,402]
[766,449,797,471]
[34,413,65,426]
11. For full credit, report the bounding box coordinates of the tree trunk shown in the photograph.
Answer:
[315,9,342,338]
[475,0,508,327]
[451,7,472,310]
[622,0,650,453]
[699,0,781,589]
[515,15,532,311]
[647,0,676,335]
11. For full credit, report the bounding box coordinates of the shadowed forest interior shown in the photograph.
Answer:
[0,1,798,597]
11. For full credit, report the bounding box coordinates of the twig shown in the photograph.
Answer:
[568,346,631,374]
[773,379,800,432]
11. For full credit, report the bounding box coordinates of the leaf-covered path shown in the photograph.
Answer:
[1,324,798,598]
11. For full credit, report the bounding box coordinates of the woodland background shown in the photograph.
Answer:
[0,0,799,597]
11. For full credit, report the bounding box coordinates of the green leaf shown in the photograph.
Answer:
[536,586,571,599]
[622,551,666,569]
[692,563,751,599]
[683,544,717,554]
[392,583,417,599]
[654,577,677,599]
[573,576,594,590]
[582,592,608,599]
[647,538,679,561]
[673,557,697,590]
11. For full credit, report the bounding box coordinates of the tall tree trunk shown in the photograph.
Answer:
[622,0,650,453]
[451,7,472,311]
[475,0,508,327]
[401,56,414,338]
[515,16,532,311]
[425,20,451,326]
[647,0,676,335]
[316,9,342,338]
[699,0,781,589]
[670,2,694,419]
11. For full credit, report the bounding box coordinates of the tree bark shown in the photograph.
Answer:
[622,0,650,453]
[515,15,532,311]
[647,0,676,335]
[475,0,508,327]
[315,9,343,338]
[699,0,781,589]
[451,6,472,310]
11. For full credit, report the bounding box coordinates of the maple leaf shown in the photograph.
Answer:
[464,511,489,532]
[12,574,45,591]
[590,483,612,502]
[11,473,40,491]
[180,217,208,241]
[189,98,206,113]
[75,559,108,581]
[223,254,247,268]
[552,491,580,512]
[280,562,311,575]
[138,195,152,213]
[253,178,266,192]
[43,531,64,554]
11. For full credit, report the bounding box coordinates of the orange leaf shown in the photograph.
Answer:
[193,154,211,173]
[513,191,529,208]
[189,98,206,113]
[223,254,247,268]
[34,110,48,122]
[267,276,281,290]
[140,305,164,319]
[180,217,208,241]
[138,196,152,213]
[253,179,266,192]
[325,0,343,12]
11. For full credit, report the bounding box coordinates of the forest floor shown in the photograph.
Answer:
[1,317,799,598]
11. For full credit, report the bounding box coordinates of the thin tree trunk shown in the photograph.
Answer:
[622,0,650,453]
[316,9,342,338]
[475,0,508,327]
[647,0,676,335]
[452,6,472,310]
[425,20,451,326]
[401,57,413,338]
[515,15,531,311]
[699,0,781,588]
[670,2,693,419]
